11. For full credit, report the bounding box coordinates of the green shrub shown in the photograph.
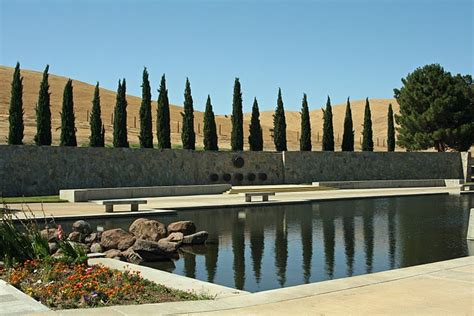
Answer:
[0,208,86,267]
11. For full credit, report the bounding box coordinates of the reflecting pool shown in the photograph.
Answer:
[58,194,474,292]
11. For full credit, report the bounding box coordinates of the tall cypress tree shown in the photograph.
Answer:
[157,74,171,149]
[273,88,287,151]
[248,97,263,151]
[139,67,153,148]
[231,78,243,151]
[8,62,24,145]
[181,78,195,150]
[113,79,129,148]
[35,65,52,145]
[89,82,104,147]
[341,97,354,151]
[387,103,396,152]
[300,93,311,151]
[203,95,218,151]
[60,79,77,146]
[322,96,334,151]
[362,97,374,151]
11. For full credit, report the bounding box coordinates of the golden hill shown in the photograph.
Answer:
[0,65,399,150]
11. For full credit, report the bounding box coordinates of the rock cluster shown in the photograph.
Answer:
[41,219,208,265]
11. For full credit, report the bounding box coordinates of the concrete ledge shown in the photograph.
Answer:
[46,255,474,315]
[60,184,232,202]
[313,179,461,190]
[88,258,249,299]
[0,280,49,315]
[11,209,178,222]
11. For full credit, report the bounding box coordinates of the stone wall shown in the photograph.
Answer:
[0,145,464,196]
[0,146,283,196]
[283,151,464,184]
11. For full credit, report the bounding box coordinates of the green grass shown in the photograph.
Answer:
[1,195,66,204]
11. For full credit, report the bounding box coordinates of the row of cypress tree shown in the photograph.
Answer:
[225,80,396,152]
[7,63,396,151]
[8,63,83,147]
[311,96,396,152]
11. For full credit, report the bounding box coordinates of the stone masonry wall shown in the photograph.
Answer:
[283,151,463,183]
[0,145,283,196]
[0,145,464,196]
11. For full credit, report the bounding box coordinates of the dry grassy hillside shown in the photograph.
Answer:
[0,65,400,150]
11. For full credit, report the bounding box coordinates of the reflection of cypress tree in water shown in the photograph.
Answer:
[363,208,374,273]
[232,215,246,290]
[342,214,355,276]
[300,209,313,283]
[274,209,288,287]
[183,251,196,279]
[249,211,264,284]
[205,241,219,283]
[320,208,335,279]
[387,206,397,269]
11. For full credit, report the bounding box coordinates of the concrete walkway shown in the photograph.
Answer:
[9,186,460,220]
[0,280,49,315]
[32,256,474,315]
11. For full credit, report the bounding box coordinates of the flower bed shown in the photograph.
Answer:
[0,259,209,309]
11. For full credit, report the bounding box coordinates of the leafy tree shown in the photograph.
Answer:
[89,82,105,147]
[139,67,153,148]
[322,96,334,151]
[181,78,195,150]
[157,74,171,149]
[394,64,474,151]
[362,98,374,151]
[248,97,263,151]
[35,65,52,145]
[341,97,354,151]
[231,78,243,151]
[387,103,395,152]
[113,79,129,148]
[203,95,218,151]
[273,88,287,151]
[60,79,77,146]
[300,93,312,151]
[8,62,24,145]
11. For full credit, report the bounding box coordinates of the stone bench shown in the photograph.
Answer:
[244,192,275,202]
[94,199,147,213]
[60,184,232,203]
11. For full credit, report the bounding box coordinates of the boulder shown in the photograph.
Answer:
[157,239,181,252]
[48,242,58,254]
[165,232,184,243]
[68,241,90,253]
[72,220,92,235]
[68,231,84,243]
[129,218,167,242]
[84,232,99,244]
[122,247,143,265]
[40,228,59,242]
[104,249,125,260]
[132,239,177,261]
[167,221,196,236]
[182,231,208,245]
[90,243,103,253]
[100,228,136,251]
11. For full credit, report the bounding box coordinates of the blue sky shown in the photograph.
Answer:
[1,0,472,114]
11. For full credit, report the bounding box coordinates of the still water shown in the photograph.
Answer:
[58,194,473,292]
